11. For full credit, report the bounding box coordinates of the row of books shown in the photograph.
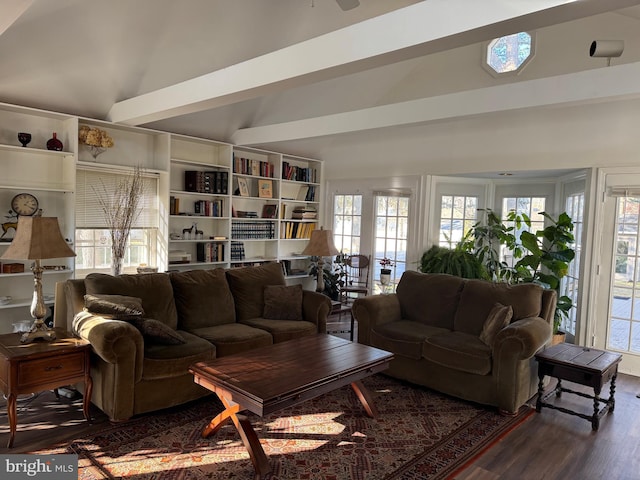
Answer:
[292,206,317,219]
[236,210,258,218]
[231,221,276,239]
[282,162,317,183]
[170,197,224,216]
[230,241,246,261]
[194,199,224,217]
[184,170,229,194]
[281,221,316,239]
[233,157,275,178]
[196,242,225,263]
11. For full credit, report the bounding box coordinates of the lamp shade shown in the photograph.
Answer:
[301,228,339,257]
[0,216,75,260]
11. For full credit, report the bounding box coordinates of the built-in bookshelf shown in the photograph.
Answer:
[167,136,233,270]
[0,102,323,331]
[0,103,77,326]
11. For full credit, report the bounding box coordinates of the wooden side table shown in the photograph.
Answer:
[330,301,355,341]
[535,343,622,431]
[0,328,93,447]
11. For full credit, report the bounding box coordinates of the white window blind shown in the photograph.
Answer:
[75,168,159,229]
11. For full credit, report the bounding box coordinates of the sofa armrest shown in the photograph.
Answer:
[493,316,552,360]
[72,311,144,383]
[302,290,332,333]
[352,294,402,345]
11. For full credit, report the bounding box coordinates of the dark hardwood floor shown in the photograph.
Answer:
[2,317,639,480]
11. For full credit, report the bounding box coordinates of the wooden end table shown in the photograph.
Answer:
[190,334,393,479]
[0,328,93,447]
[330,300,355,341]
[535,343,622,431]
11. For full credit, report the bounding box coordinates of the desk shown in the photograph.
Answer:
[535,343,621,431]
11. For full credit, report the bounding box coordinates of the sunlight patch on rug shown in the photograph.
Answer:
[35,375,533,479]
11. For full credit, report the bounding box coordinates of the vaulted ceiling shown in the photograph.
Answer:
[2,0,640,177]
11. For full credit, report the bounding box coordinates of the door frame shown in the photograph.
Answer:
[589,167,640,375]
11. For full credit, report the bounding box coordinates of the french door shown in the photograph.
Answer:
[594,173,640,375]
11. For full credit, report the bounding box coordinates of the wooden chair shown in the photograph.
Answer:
[341,254,370,304]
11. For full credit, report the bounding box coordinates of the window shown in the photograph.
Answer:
[485,32,534,75]
[75,168,159,277]
[501,196,546,265]
[333,194,362,255]
[561,193,584,335]
[439,195,478,248]
[609,196,640,353]
[374,194,409,291]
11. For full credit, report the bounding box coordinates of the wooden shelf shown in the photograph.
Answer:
[0,144,73,157]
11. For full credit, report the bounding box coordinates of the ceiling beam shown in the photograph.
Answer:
[108,0,640,126]
[0,0,32,37]
[231,62,640,145]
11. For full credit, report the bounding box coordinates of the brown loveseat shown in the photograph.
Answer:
[54,263,331,422]
[352,271,556,414]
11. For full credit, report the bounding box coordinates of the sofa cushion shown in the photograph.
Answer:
[189,323,273,357]
[263,284,303,320]
[142,330,216,380]
[454,280,543,336]
[239,318,316,343]
[127,318,186,345]
[226,263,286,322]
[396,272,465,329]
[479,303,513,347]
[85,273,178,329]
[170,268,236,330]
[83,294,144,318]
[424,331,492,375]
[370,320,450,360]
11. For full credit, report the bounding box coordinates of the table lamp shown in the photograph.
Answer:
[0,216,75,343]
[301,228,339,293]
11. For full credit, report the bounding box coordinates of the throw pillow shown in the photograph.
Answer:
[127,318,185,345]
[263,284,303,321]
[479,302,513,347]
[84,294,145,318]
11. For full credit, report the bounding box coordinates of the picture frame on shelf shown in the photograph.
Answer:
[258,179,273,198]
[261,204,278,219]
[237,177,250,197]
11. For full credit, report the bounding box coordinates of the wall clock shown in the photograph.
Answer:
[11,193,39,216]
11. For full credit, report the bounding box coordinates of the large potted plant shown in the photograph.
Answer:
[309,254,346,301]
[418,245,488,279]
[432,208,575,338]
[513,211,575,340]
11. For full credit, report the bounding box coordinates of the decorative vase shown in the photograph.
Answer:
[46,132,63,151]
[111,256,123,276]
[18,132,31,147]
[380,269,392,285]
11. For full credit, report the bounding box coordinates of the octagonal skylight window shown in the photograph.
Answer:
[485,32,534,75]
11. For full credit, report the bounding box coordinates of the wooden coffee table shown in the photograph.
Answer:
[535,343,622,431]
[190,334,393,479]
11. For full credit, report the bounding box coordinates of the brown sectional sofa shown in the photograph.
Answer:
[54,262,331,422]
[352,271,556,414]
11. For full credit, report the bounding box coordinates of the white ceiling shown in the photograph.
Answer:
[2,0,640,178]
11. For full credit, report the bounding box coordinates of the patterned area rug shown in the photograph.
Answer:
[35,375,533,479]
